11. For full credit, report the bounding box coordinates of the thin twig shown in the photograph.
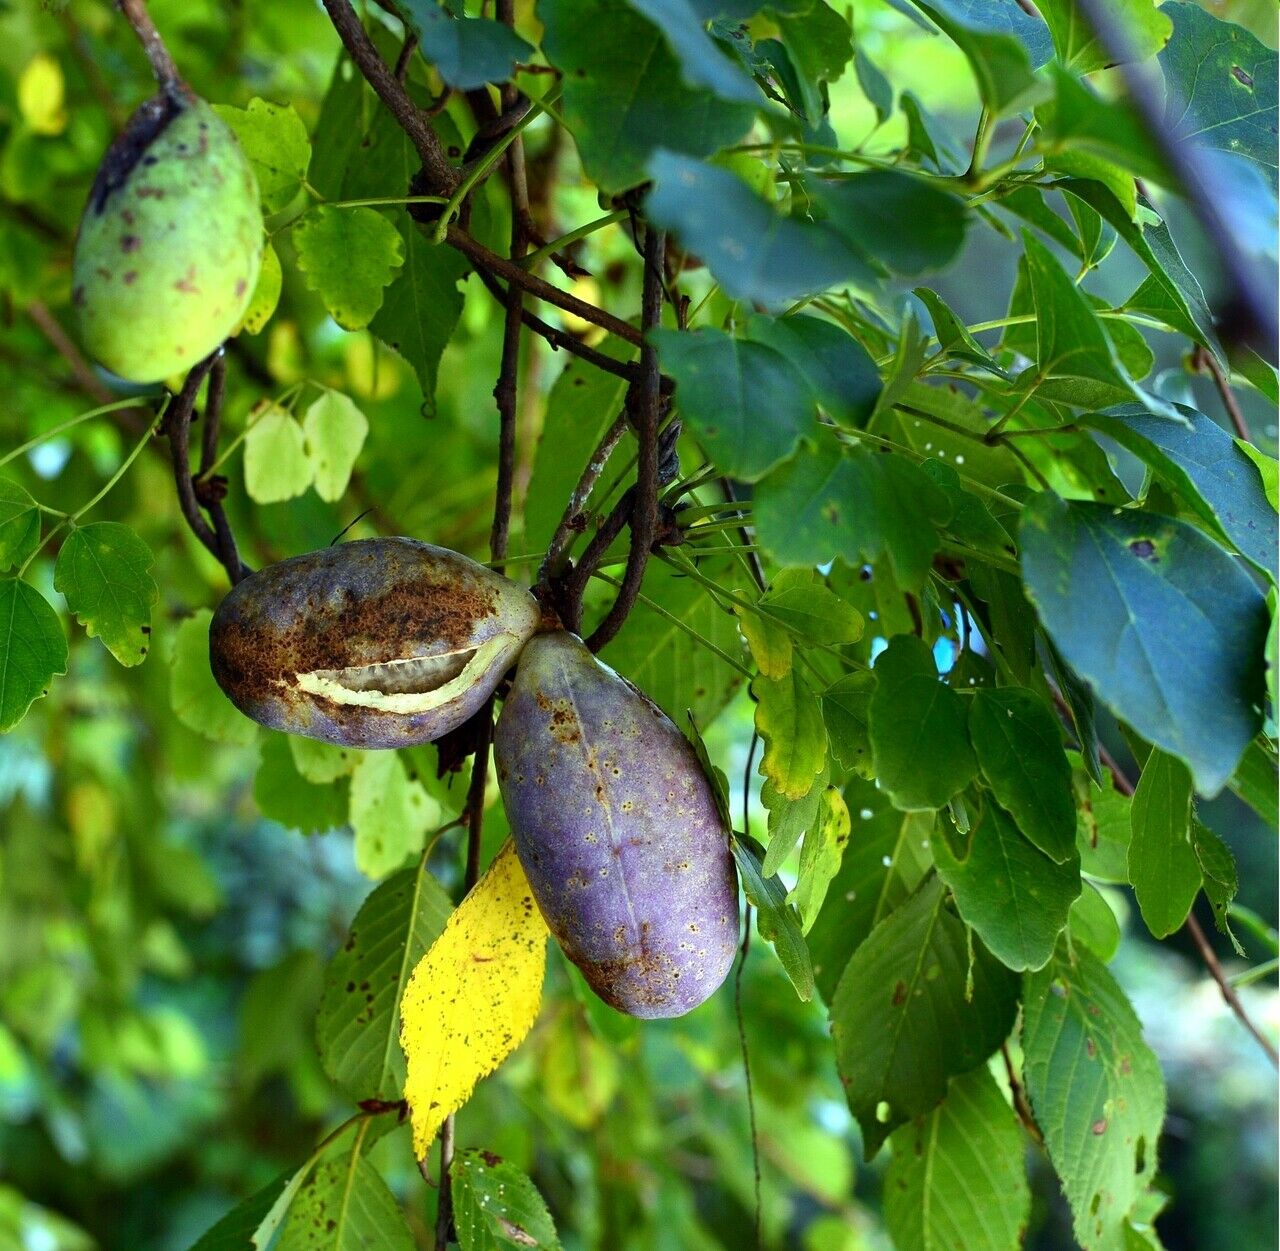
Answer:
[433,1113,457,1251]
[1186,912,1278,1065]
[737,731,762,1251]
[586,228,666,652]
[320,0,458,194]
[562,489,633,632]
[1192,345,1251,442]
[541,412,630,583]
[117,0,182,91]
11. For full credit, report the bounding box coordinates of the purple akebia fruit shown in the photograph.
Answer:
[209,538,539,748]
[494,631,739,1018]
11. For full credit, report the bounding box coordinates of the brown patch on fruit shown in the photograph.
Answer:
[87,89,189,214]
[174,266,199,293]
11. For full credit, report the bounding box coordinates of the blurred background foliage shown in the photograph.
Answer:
[0,2,1276,1249]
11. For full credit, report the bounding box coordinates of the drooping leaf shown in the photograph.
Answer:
[169,609,256,746]
[752,667,827,801]
[808,776,934,1002]
[398,2,534,90]
[884,1066,1030,1251]
[933,799,1081,971]
[789,786,851,931]
[370,211,471,415]
[1074,761,1134,884]
[302,392,368,504]
[754,435,952,589]
[831,875,1020,1157]
[1020,494,1269,796]
[822,670,876,777]
[855,45,894,123]
[1081,402,1277,574]
[869,635,978,812]
[0,578,65,732]
[317,861,452,1103]
[348,751,439,880]
[244,406,313,504]
[756,568,863,646]
[652,327,815,481]
[1128,749,1199,939]
[452,1150,563,1251]
[732,832,813,1001]
[628,0,759,103]
[760,762,828,876]
[541,1,754,193]
[212,98,311,213]
[647,151,871,303]
[293,205,404,330]
[187,1169,302,1251]
[1022,945,1166,1251]
[239,241,282,335]
[968,686,1075,862]
[400,840,549,1157]
[1069,881,1122,962]
[53,522,157,667]
[290,735,358,784]
[1192,821,1244,954]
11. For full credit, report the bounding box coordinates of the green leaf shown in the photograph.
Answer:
[1192,821,1244,954]
[212,98,311,214]
[1039,64,1168,187]
[968,686,1075,862]
[290,735,358,784]
[240,240,282,335]
[317,861,451,1102]
[737,603,792,679]
[0,578,66,732]
[913,287,1009,379]
[743,313,881,427]
[293,205,404,330]
[652,327,815,481]
[885,1066,1030,1251]
[1037,0,1170,75]
[646,152,871,303]
[541,0,754,193]
[302,392,368,504]
[770,0,854,123]
[628,0,759,103]
[818,170,969,276]
[370,213,471,415]
[869,635,978,812]
[1021,495,1268,795]
[309,54,367,202]
[277,1152,415,1251]
[753,667,827,801]
[731,833,814,1001]
[1238,439,1279,511]
[452,1149,562,1251]
[1227,736,1279,826]
[757,569,863,646]
[1082,402,1277,574]
[831,875,1020,1157]
[855,45,894,124]
[1160,1,1278,190]
[1022,945,1166,1251]
[397,3,533,90]
[600,556,747,727]
[244,406,314,504]
[0,479,41,571]
[934,799,1081,971]
[1069,881,1122,962]
[169,609,257,746]
[808,777,933,996]
[913,0,1049,116]
[789,786,851,931]
[348,752,438,880]
[1074,761,1133,883]
[53,522,157,667]
[188,1168,302,1251]
[1128,749,1199,939]
[254,735,348,835]
[1018,230,1168,415]
[822,671,876,777]
[760,762,828,876]
[754,435,951,590]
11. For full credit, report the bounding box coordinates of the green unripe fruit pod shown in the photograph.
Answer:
[72,90,263,384]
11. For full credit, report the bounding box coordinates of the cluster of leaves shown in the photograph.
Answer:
[0,1,1277,1250]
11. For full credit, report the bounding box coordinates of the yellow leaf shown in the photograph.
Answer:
[734,605,792,679]
[19,55,66,136]
[400,840,549,1157]
[753,669,827,800]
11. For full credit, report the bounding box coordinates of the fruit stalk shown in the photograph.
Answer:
[118,0,182,92]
